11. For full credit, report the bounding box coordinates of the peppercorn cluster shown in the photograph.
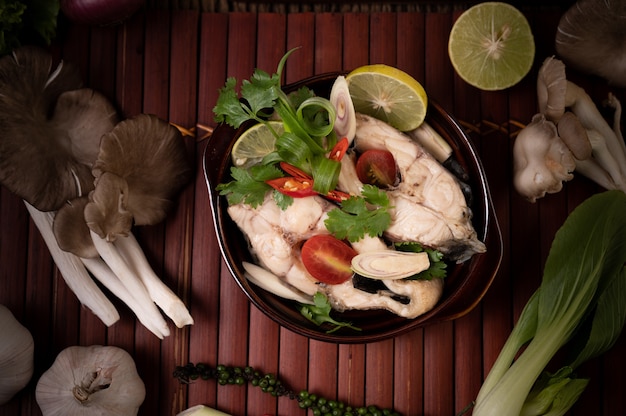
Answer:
[173,362,401,416]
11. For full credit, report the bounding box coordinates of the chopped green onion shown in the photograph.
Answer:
[297,96,336,139]
[311,155,341,195]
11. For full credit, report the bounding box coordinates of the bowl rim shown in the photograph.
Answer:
[203,72,503,343]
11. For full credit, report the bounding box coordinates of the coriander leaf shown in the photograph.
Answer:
[325,187,391,242]
[299,292,361,334]
[216,164,283,208]
[241,69,279,116]
[395,242,447,280]
[213,77,252,127]
[272,189,293,210]
[288,86,315,110]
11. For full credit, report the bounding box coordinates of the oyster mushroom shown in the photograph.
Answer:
[85,113,194,241]
[512,113,575,202]
[555,0,626,87]
[0,46,118,211]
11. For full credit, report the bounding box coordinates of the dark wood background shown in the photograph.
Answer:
[1,2,624,415]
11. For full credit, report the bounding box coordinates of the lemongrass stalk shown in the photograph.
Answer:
[112,233,194,328]
[24,202,119,326]
[81,257,170,339]
[243,261,311,303]
[89,229,166,329]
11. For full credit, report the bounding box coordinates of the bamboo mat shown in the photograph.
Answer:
[1,4,624,416]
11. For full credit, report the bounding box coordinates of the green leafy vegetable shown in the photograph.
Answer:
[395,241,447,280]
[472,190,626,416]
[299,292,361,333]
[1,0,59,56]
[325,185,391,242]
[216,164,285,208]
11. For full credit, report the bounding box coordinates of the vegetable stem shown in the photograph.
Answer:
[24,202,120,326]
[112,233,194,328]
[81,257,170,338]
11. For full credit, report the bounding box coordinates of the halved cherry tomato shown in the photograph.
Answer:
[355,149,398,188]
[301,235,357,284]
[266,176,317,198]
[329,137,349,161]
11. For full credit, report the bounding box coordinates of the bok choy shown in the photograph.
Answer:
[473,190,626,416]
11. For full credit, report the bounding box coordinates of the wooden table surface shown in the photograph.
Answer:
[1,3,625,416]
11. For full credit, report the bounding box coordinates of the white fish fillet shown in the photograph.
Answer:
[227,193,334,296]
[353,113,486,263]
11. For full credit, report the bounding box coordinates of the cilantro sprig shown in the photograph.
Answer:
[299,292,361,333]
[324,185,391,242]
[395,241,447,280]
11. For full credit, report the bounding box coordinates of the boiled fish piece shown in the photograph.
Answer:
[353,113,486,263]
[227,193,334,295]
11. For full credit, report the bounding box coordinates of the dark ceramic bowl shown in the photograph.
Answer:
[204,73,502,343]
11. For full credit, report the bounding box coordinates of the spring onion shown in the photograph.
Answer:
[472,190,626,416]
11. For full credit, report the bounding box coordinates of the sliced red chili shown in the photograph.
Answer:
[325,189,351,202]
[266,176,317,198]
[279,161,312,180]
[329,137,349,161]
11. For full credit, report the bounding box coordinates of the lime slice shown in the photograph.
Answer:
[346,64,428,131]
[448,2,535,91]
[231,121,283,168]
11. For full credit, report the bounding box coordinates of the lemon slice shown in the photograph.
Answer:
[448,2,535,91]
[231,121,284,168]
[346,64,428,132]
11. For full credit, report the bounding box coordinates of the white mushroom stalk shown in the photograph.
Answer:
[514,57,626,201]
[81,257,170,339]
[24,202,120,327]
[112,233,194,328]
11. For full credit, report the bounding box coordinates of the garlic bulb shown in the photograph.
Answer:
[0,304,34,405]
[36,345,145,415]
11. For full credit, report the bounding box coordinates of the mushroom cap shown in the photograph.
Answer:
[537,56,567,122]
[556,111,593,160]
[86,114,193,240]
[513,113,576,202]
[0,47,119,211]
[53,197,99,259]
[555,0,626,87]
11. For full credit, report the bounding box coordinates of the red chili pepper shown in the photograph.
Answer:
[279,161,312,180]
[329,137,349,161]
[266,176,317,198]
[325,189,351,202]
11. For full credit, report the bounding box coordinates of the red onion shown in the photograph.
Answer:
[61,0,146,26]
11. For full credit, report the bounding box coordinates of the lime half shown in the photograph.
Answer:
[231,121,283,168]
[346,64,428,131]
[448,2,535,91]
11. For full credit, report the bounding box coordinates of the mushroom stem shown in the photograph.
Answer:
[24,202,119,326]
[564,82,626,190]
[89,230,166,330]
[81,257,170,338]
[112,233,194,328]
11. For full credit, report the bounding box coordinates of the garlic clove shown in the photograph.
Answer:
[36,345,145,416]
[177,404,232,415]
[0,304,34,405]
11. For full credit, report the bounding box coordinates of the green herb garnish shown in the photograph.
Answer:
[395,241,447,280]
[325,184,391,242]
[299,292,361,333]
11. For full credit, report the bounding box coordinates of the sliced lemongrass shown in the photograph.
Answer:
[351,250,430,280]
[243,261,312,303]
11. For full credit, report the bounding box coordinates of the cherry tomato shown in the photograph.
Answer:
[356,149,398,187]
[301,235,357,284]
[266,176,317,198]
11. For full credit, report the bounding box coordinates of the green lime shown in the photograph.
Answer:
[346,64,428,131]
[448,2,535,91]
[231,121,283,168]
